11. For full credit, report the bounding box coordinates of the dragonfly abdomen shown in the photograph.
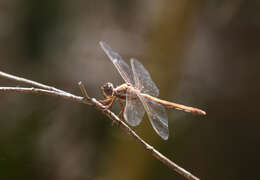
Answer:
[141,93,206,116]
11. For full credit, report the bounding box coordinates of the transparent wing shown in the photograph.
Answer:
[124,88,145,126]
[138,94,169,140]
[100,41,134,85]
[130,58,159,97]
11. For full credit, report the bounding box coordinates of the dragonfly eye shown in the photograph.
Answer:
[101,82,114,97]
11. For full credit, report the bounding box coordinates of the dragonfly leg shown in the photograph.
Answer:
[109,98,125,127]
[101,96,116,111]
[117,99,125,119]
[98,97,113,105]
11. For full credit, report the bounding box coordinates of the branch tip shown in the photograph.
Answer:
[78,81,90,99]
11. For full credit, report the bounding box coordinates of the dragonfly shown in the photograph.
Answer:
[99,41,206,140]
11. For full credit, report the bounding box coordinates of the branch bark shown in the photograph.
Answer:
[0,70,200,180]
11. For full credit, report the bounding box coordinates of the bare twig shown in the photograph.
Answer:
[0,71,200,180]
[0,70,67,94]
[0,87,85,104]
[78,81,91,99]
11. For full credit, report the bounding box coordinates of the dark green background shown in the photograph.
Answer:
[0,0,259,179]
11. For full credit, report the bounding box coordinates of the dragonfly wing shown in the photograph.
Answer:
[138,94,169,140]
[130,58,159,97]
[124,88,145,126]
[100,41,134,84]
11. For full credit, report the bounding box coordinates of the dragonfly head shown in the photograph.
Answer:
[101,82,115,97]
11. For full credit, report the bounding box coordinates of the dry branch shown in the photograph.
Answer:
[0,70,200,180]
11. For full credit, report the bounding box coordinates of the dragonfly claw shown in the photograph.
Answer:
[99,96,116,111]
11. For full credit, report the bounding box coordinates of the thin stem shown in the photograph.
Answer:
[0,71,200,180]
[78,81,91,99]
[0,70,67,94]
[0,87,85,104]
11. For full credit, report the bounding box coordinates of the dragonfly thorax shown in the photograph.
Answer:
[101,82,115,97]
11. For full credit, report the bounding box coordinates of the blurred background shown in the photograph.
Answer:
[0,0,259,179]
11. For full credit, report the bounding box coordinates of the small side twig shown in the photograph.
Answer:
[0,70,200,180]
[78,81,90,99]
